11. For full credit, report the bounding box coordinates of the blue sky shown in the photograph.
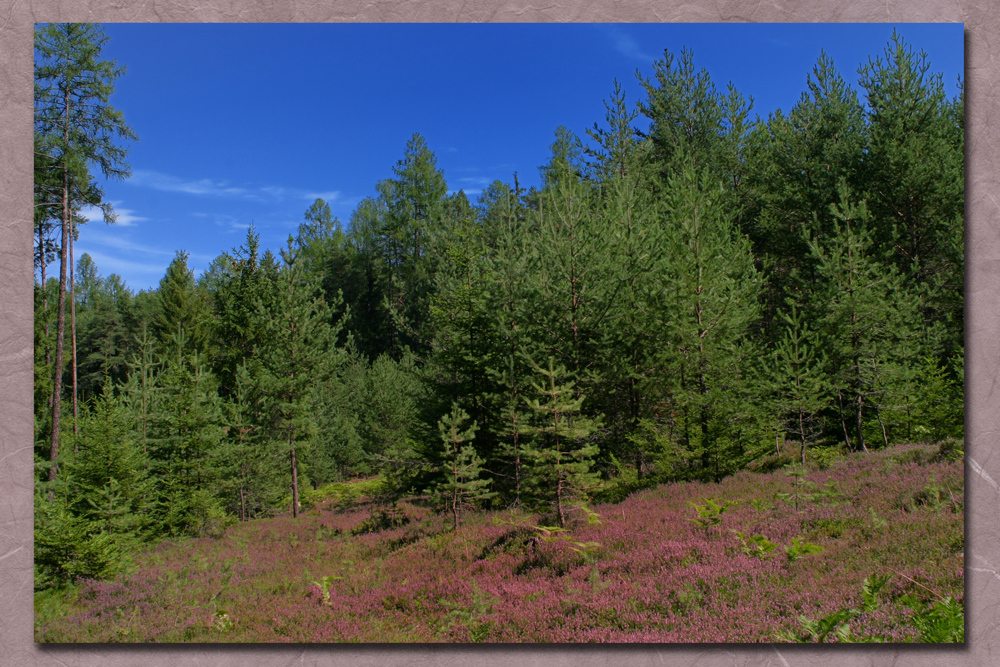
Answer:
[65,23,964,293]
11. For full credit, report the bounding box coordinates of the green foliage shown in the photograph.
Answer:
[688,497,736,536]
[522,358,601,527]
[152,251,212,356]
[432,405,495,530]
[783,574,963,643]
[784,535,825,562]
[901,594,964,643]
[731,530,777,559]
[34,31,965,601]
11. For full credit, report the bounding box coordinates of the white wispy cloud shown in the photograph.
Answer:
[130,169,251,198]
[78,202,147,227]
[448,188,482,198]
[608,28,655,63]
[303,191,341,202]
[80,227,214,263]
[457,176,491,186]
[130,169,345,206]
[72,248,172,285]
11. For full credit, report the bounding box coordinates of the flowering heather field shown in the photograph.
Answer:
[35,443,964,643]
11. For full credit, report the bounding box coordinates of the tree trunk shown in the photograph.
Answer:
[70,218,78,443]
[48,162,69,487]
[798,411,807,465]
[837,390,853,451]
[290,428,299,518]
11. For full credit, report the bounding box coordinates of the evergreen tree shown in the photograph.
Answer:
[432,405,494,530]
[149,329,227,536]
[770,305,832,464]
[377,133,449,357]
[650,165,763,480]
[213,228,278,397]
[479,178,534,504]
[358,352,423,488]
[217,363,283,520]
[585,84,663,476]
[637,47,724,178]
[426,191,497,444]
[249,237,345,517]
[806,184,921,451]
[523,358,600,528]
[35,380,151,588]
[70,380,152,542]
[857,31,964,366]
[527,129,611,393]
[152,251,213,356]
[119,322,162,459]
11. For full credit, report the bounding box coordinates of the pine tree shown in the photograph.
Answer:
[479,177,533,504]
[432,405,494,530]
[770,305,832,464]
[585,83,663,477]
[527,129,611,394]
[637,47,724,178]
[523,358,600,528]
[649,164,763,480]
[857,31,964,368]
[426,191,497,445]
[806,184,921,451]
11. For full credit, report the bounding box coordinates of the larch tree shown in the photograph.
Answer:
[34,23,137,485]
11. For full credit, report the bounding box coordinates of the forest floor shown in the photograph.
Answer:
[34,441,964,643]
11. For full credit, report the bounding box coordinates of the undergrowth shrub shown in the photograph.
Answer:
[781,574,964,643]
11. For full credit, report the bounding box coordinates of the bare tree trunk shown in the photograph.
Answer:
[48,162,69,488]
[290,428,299,518]
[856,390,868,453]
[799,411,807,465]
[70,217,78,444]
[837,390,853,451]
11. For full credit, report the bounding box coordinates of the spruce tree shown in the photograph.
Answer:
[149,329,227,536]
[153,251,213,356]
[250,237,345,517]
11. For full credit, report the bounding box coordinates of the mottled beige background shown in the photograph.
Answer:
[2,1,993,665]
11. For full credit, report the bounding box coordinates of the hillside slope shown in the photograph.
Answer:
[35,442,964,643]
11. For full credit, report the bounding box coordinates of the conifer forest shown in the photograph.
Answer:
[34,24,965,642]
